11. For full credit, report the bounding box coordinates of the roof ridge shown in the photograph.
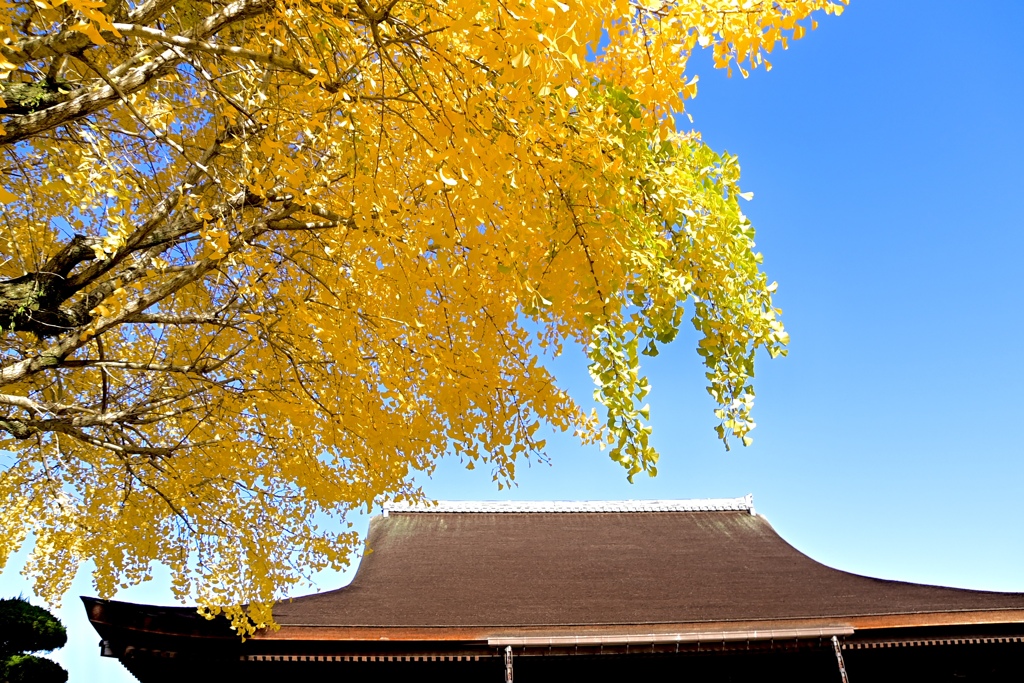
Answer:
[383,495,755,516]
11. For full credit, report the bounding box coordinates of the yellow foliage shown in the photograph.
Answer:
[0,0,843,634]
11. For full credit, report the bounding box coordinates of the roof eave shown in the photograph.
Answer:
[256,609,1024,643]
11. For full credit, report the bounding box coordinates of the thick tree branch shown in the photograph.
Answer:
[0,0,181,65]
[112,24,320,78]
[62,356,235,373]
[0,234,101,334]
[0,393,48,415]
[0,0,275,146]
[0,122,264,340]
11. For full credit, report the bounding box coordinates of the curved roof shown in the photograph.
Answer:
[270,500,1024,629]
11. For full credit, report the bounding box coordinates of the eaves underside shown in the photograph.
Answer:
[257,609,1024,642]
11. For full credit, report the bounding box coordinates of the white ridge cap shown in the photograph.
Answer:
[383,495,755,516]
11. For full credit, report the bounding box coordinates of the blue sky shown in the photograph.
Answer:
[3,1,1023,680]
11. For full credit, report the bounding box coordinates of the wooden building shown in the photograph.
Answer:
[85,497,1024,681]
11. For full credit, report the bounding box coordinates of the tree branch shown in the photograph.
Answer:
[0,0,275,146]
[112,23,320,78]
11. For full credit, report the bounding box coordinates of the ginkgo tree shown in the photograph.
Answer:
[0,0,843,632]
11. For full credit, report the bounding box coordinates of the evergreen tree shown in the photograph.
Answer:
[0,597,67,683]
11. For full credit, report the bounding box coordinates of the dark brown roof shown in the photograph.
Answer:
[271,499,1024,629]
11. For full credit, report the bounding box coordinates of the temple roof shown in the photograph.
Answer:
[268,497,1024,629]
[82,497,1024,682]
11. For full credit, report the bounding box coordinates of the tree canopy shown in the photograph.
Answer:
[0,597,68,683]
[0,0,842,632]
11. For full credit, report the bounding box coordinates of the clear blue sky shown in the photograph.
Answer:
[3,1,1022,680]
